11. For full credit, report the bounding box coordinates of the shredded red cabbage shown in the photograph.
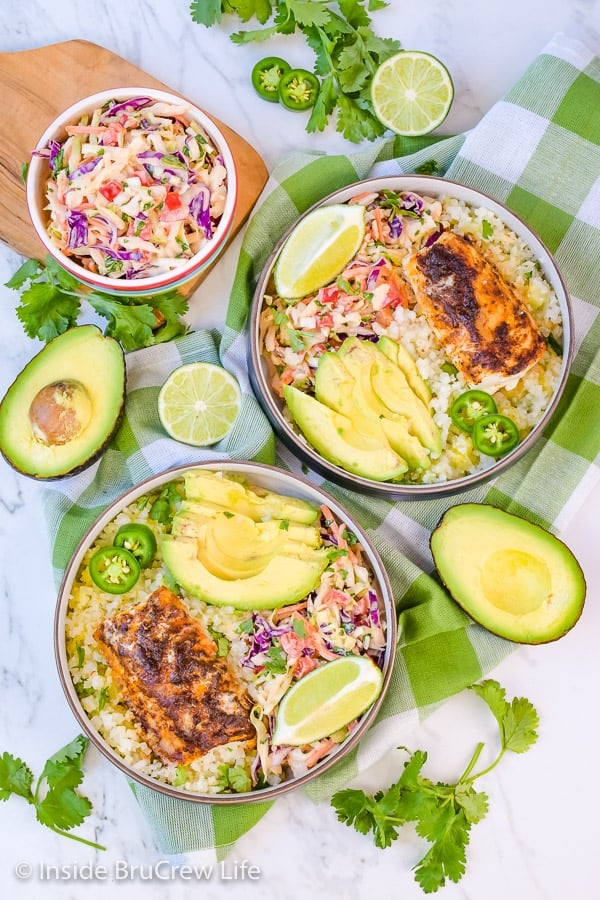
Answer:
[66,210,88,249]
[95,245,143,262]
[424,227,443,247]
[368,591,380,627]
[102,96,153,117]
[68,156,103,181]
[401,192,424,214]
[388,215,403,238]
[366,258,387,290]
[189,186,212,239]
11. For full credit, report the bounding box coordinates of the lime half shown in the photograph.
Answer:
[272,655,383,746]
[158,362,241,446]
[274,204,366,299]
[371,50,454,136]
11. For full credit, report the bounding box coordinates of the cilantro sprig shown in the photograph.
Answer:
[5,256,188,351]
[0,735,105,850]
[331,680,539,893]
[189,1,401,143]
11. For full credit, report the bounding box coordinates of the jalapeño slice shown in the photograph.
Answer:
[252,57,291,102]
[114,523,157,567]
[450,389,498,433]
[89,546,141,594]
[472,414,520,457]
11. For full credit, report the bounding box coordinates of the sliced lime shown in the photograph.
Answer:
[371,50,454,137]
[272,655,383,746]
[274,204,366,299]
[158,362,241,446]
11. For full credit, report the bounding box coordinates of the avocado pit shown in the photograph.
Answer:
[29,380,92,446]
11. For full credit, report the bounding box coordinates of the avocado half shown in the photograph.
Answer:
[0,325,126,480]
[430,503,586,644]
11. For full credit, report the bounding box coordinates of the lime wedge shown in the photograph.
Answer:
[158,362,241,446]
[272,655,383,746]
[274,204,366,299]
[371,50,454,137]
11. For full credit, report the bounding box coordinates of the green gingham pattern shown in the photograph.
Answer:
[44,34,599,856]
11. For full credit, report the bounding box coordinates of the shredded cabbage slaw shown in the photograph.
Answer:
[240,503,387,786]
[36,96,228,280]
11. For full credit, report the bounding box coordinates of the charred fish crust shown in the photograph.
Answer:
[416,241,481,339]
[404,231,547,391]
[94,586,255,764]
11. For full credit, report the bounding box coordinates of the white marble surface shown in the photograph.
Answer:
[1,2,599,898]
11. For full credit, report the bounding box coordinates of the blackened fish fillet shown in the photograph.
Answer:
[403,231,547,392]
[94,587,254,764]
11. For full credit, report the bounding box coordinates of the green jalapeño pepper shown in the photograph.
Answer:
[472,414,520,457]
[278,68,320,111]
[450,389,498,433]
[89,546,141,594]
[114,523,157,567]
[251,57,291,102]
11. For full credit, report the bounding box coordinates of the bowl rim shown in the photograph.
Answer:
[54,459,397,804]
[248,174,574,500]
[26,86,238,293]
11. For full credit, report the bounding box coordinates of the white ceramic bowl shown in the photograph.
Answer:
[26,87,238,296]
[249,175,573,499]
[54,461,396,804]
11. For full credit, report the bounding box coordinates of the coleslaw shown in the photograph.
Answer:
[35,96,228,280]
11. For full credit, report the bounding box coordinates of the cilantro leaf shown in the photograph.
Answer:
[414,159,440,176]
[86,294,156,352]
[263,644,288,675]
[36,787,92,831]
[150,291,189,344]
[228,765,252,793]
[414,809,469,892]
[336,94,385,143]
[0,736,104,849]
[16,282,81,342]
[215,763,252,793]
[287,0,331,27]
[337,38,371,93]
[454,782,489,824]
[190,0,404,144]
[173,765,190,786]
[501,697,539,754]
[469,679,508,727]
[482,219,494,240]
[149,483,182,528]
[307,74,338,133]
[190,0,223,26]
[331,682,539,892]
[292,618,307,637]
[0,753,34,801]
[5,258,42,289]
[5,255,188,351]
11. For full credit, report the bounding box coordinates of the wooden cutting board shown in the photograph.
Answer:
[0,40,268,290]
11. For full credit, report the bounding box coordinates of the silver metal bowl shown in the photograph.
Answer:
[248,175,573,499]
[54,460,396,804]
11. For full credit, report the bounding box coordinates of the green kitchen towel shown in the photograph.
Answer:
[44,33,599,857]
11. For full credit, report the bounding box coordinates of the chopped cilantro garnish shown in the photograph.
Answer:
[293,619,307,638]
[482,219,494,240]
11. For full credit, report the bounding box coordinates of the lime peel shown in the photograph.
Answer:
[272,655,384,746]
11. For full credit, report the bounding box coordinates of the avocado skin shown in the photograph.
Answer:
[430,503,586,645]
[0,326,126,480]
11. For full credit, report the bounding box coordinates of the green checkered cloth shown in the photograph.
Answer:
[45,33,599,857]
